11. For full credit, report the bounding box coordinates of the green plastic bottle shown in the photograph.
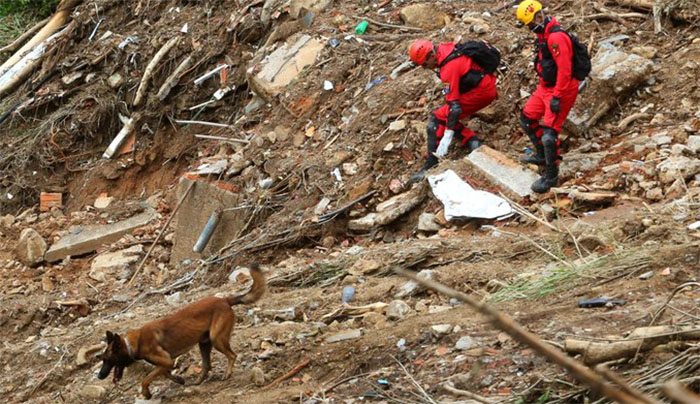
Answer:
[355,20,369,35]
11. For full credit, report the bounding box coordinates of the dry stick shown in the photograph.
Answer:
[28,351,67,398]
[0,17,50,54]
[392,355,438,404]
[595,364,658,404]
[652,0,663,34]
[264,358,311,390]
[128,181,195,286]
[649,282,700,326]
[393,268,654,404]
[157,55,192,101]
[442,383,495,404]
[499,192,561,232]
[661,380,700,404]
[133,37,179,106]
[618,112,651,129]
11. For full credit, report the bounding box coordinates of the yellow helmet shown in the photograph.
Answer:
[516,0,543,25]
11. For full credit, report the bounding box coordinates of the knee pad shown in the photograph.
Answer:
[427,115,439,136]
[519,111,538,135]
[541,128,558,148]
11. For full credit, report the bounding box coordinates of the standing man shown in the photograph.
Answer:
[516,0,581,193]
[408,39,498,183]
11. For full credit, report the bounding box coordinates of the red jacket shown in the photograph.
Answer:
[436,43,485,103]
[535,18,578,97]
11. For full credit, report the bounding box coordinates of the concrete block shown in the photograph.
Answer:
[248,34,324,101]
[465,146,540,200]
[170,178,247,265]
[565,44,653,136]
[46,207,155,262]
[348,183,426,231]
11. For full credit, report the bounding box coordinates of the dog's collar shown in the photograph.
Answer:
[123,334,134,359]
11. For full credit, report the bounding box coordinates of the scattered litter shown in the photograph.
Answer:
[193,210,221,253]
[180,23,188,34]
[213,87,232,100]
[396,338,406,351]
[687,221,700,230]
[384,142,394,152]
[191,159,228,175]
[427,170,512,220]
[117,35,139,50]
[341,286,355,303]
[661,267,671,276]
[365,75,387,91]
[355,20,369,35]
[88,18,105,42]
[331,168,343,183]
[583,211,596,216]
[328,38,341,48]
[323,80,334,91]
[194,64,229,86]
[377,379,390,387]
[390,61,414,80]
[258,178,273,189]
[638,270,654,280]
[577,298,626,308]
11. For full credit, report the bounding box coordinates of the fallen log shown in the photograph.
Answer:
[394,268,654,404]
[662,380,700,404]
[565,325,700,365]
[0,25,71,97]
[156,55,192,101]
[0,0,81,76]
[133,37,180,106]
[0,17,50,54]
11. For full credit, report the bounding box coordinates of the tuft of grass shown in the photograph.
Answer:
[0,0,59,48]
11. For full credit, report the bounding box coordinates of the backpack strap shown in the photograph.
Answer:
[438,50,464,69]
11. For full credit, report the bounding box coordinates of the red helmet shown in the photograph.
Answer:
[409,40,433,65]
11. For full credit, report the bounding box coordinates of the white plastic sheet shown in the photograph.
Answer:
[427,170,512,221]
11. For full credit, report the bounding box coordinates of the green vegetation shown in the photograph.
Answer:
[0,0,59,48]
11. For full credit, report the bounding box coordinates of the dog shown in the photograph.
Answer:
[97,264,265,399]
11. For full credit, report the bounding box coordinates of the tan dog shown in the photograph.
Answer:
[97,265,265,399]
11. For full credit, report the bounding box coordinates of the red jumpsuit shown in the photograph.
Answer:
[523,17,579,134]
[433,43,498,144]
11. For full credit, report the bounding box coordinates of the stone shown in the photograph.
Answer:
[0,214,14,228]
[46,206,154,262]
[564,44,653,135]
[348,258,380,276]
[134,399,162,404]
[249,34,325,101]
[349,184,426,231]
[455,336,475,351]
[107,73,125,88]
[631,46,658,59]
[80,385,106,399]
[431,324,453,336]
[466,146,540,200]
[165,291,184,306]
[395,269,434,298]
[89,245,143,282]
[292,131,306,147]
[687,136,700,153]
[389,120,406,131]
[399,4,450,29]
[389,178,403,194]
[417,213,441,232]
[656,156,700,184]
[15,228,47,266]
[645,187,664,201]
[250,366,266,386]
[61,72,83,85]
[342,162,358,176]
[289,0,332,19]
[326,329,362,343]
[664,178,685,200]
[428,305,452,314]
[362,312,387,329]
[569,190,617,206]
[41,276,54,292]
[94,196,113,209]
[386,300,411,320]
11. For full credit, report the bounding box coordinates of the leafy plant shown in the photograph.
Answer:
[0,0,60,17]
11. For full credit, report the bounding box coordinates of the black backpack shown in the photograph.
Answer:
[549,26,591,81]
[439,40,501,74]
[438,41,501,93]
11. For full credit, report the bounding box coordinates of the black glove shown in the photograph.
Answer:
[550,97,561,113]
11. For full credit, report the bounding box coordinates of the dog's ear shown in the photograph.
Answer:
[106,331,113,342]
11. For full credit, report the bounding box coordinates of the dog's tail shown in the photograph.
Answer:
[227,264,266,305]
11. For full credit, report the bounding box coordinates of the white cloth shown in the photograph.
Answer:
[435,129,454,157]
[427,169,513,220]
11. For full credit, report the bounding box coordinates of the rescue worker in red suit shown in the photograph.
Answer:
[407,40,498,183]
[517,0,579,193]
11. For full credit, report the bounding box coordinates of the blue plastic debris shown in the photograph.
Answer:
[365,75,387,91]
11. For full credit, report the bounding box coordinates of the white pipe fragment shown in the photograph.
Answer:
[103,114,140,159]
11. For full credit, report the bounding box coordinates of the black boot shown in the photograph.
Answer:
[531,128,559,193]
[520,143,545,165]
[409,116,441,184]
[466,137,482,153]
[408,155,437,184]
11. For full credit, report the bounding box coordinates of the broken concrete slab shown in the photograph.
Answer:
[569,190,617,206]
[89,245,143,282]
[348,183,426,231]
[465,146,540,201]
[248,34,324,101]
[326,329,362,343]
[171,178,247,265]
[46,207,155,262]
[565,44,654,136]
[656,156,700,184]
